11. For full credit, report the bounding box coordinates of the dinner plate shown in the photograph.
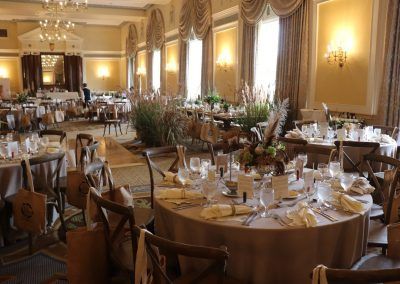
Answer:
[222,190,239,198]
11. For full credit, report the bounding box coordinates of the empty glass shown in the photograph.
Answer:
[317,163,328,181]
[202,181,217,207]
[297,153,308,169]
[339,173,354,192]
[329,161,341,179]
[317,183,331,204]
[259,187,275,218]
[190,157,201,174]
[177,167,190,186]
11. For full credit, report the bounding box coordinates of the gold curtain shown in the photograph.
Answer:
[126,24,139,90]
[380,0,400,126]
[269,0,304,17]
[146,9,165,93]
[275,0,309,122]
[178,0,213,97]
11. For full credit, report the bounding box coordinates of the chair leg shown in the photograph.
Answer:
[103,125,106,137]
[28,233,33,254]
[114,123,118,137]
[108,124,111,135]
[119,122,123,136]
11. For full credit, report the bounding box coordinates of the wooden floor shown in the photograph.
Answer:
[68,136,144,168]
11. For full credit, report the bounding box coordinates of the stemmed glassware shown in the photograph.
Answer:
[177,167,190,187]
[202,181,217,207]
[329,161,341,179]
[259,187,274,218]
[317,163,328,182]
[339,173,354,192]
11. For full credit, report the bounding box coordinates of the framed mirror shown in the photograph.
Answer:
[41,53,65,87]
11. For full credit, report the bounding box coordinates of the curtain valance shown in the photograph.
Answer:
[126,24,138,57]
[146,9,165,51]
[240,0,304,25]
[179,0,212,41]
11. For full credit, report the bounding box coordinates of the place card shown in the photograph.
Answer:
[237,174,254,199]
[303,169,314,194]
[272,175,289,199]
[7,141,19,158]
[337,128,346,140]
[216,154,228,174]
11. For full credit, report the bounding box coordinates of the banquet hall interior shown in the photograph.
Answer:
[0,0,399,283]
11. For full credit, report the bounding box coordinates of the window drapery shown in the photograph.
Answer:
[21,54,43,92]
[178,0,213,97]
[126,24,139,90]
[380,0,400,127]
[146,8,165,93]
[64,55,83,92]
[240,0,310,120]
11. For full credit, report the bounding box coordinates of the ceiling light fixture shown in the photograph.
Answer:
[42,0,88,12]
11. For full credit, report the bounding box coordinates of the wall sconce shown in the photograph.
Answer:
[216,52,232,72]
[0,67,8,78]
[166,62,177,73]
[98,66,110,80]
[137,67,146,76]
[324,43,348,68]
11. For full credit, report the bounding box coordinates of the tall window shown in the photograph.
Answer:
[186,36,202,101]
[255,9,279,101]
[152,49,161,91]
[127,57,134,89]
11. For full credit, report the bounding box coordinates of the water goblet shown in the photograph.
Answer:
[317,163,328,181]
[259,187,275,218]
[202,181,217,207]
[339,173,354,192]
[177,167,190,187]
[329,161,341,179]
[297,153,308,169]
[190,157,201,174]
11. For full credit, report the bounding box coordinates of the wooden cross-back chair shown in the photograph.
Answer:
[22,106,38,131]
[21,152,66,252]
[39,129,67,144]
[75,133,94,169]
[293,120,317,130]
[277,137,308,160]
[142,146,185,208]
[366,166,400,252]
[89,187,154,282]
[0,107,11,131]
[131,225,230,284]
[312,223,400,284]
[334,140,380,173]
[371,125,399,140]
[80,141,100,171]
[293,144,338,168]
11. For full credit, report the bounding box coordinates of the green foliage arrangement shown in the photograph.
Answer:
[130,98,187,147]
[16,92,29,104]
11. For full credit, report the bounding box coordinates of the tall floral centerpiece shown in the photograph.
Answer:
[239,98,290,176]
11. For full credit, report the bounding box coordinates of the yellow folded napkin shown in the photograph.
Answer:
[332,192,364,213]
[163,171,192,186]
[286,202,317,227]
[350,177,375,194]
[200,204,252,220]
[156,188,203,200]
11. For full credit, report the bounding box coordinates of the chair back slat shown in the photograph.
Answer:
[334,141,380,172]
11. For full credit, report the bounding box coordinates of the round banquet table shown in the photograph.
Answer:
[154,191,372,284]
[305,139,397,172]
[0,154,67,200]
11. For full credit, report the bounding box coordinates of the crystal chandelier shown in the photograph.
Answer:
[39,17,75,42]
[42,0,88,12]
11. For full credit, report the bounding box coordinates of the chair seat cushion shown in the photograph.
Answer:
[370,203,384,219]
[357,254,400,270]
[368,220,388,247]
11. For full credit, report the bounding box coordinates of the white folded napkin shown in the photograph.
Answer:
[156,188,203,200]
[286,202,317,227]
[381,134,396,144]
[285,129,306,139]
[350,177,375,194]
[331,192,364,213]
[200,204,252,220]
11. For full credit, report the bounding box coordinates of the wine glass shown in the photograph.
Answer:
[259,187,274,218]
[200,159,211,179]
[177,167,190,187]
[317,183,331,204]
[190,157,201,174]
[202,181,217,207]
[329,161,341,179]
[339,173,354,192]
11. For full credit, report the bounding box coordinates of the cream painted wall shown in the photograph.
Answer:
[214,27,238,103]
[85,59,121,91]
[0,58,21,92]
[0,21,18,49]
[314,0,373,107]
[166,43,178,95]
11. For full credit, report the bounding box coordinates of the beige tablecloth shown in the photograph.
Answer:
[0,154,67,199]
[155,191,372,284]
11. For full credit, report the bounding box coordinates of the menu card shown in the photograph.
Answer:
[7,141,19,158]
[216,154,228,174]
[272,175,289,199]
[303,169,314,194]
[238,174,254,198]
